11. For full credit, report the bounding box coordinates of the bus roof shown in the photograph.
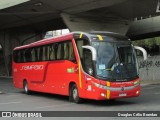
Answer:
[14,33,73,50]
[14,31,129,51]
[89,31,129,40]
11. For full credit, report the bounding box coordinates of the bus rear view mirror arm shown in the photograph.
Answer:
[134,46,147,60]
[82,46,97,61]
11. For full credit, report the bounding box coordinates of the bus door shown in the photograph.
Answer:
[83,48,95,93]
[74,38,92,97]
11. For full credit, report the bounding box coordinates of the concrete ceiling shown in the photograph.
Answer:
[0,0,159,31]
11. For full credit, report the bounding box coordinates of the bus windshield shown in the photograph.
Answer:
[92,42,138,81]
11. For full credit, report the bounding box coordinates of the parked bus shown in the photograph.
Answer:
[12,31,147,103]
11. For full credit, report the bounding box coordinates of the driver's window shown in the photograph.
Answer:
[83,49,93,76]
[75,39,89,60]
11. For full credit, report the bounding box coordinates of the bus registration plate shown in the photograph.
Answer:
[119,93,126,97]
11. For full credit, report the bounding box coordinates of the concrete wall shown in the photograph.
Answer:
[0,28,44,76]
[138,55,160,81]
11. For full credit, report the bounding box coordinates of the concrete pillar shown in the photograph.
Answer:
[127,16,160,40]
[61,13,131,35]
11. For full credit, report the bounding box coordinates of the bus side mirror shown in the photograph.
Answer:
[134,46,147,60]
[82,46,97,61]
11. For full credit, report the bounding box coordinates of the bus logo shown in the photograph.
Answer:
[20,65,44,70]
[121,87,124,91]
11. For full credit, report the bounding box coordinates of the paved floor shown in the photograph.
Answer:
[0,78,160,119]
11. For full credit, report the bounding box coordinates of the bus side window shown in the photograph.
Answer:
[25,49,32,62]
[39,47,43,61]
[42,46,46,61]
[50,44,56,60]
[76,39,89,64]
[17,51,22,63]
[43,45,50,61]
[64,42,69,60]
[61,43,64,60]
[13,51,18,62]
[17,51,21,62]
[36,47,41,61]
[20,51,24,62]
[14,50,24,63]
[46,45,50,61]
[76,40,83,59]
[35,48,38,61]
[57,43,64,60]
[68,41,76,63]
[22,50,26,62]
[57,43,61,60]
[31,48,36,62]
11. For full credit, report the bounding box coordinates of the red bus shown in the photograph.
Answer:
[12,31,147,103]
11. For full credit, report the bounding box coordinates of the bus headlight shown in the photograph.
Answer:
[101,93,106,97]
[134,80,140,87]
[136,91,140,94]
[92,81,105,89]
[92,81,100,87]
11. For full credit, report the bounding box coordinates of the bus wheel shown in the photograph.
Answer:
[23,81,30,94]
[70,84,81,103]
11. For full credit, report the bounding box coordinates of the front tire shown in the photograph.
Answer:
[70,84,82,103]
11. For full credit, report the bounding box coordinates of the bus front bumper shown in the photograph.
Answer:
[95,85,140,100]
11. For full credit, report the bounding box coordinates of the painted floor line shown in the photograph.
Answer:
[154,93,160,95]
[36,103,74,109]
[0,94,21,96]
[0,84,13,86]
[0,101,22,105]
[142,86,160,90]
